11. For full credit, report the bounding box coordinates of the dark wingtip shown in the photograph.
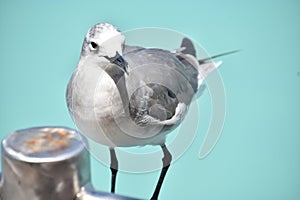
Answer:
[198,49,241,64]
[180,37,196,57]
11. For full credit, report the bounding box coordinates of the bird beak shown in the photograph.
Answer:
[105,52,129,75]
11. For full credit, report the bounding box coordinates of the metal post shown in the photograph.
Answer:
[0,127,138,200]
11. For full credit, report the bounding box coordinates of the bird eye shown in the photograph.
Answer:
[90,41,98,50]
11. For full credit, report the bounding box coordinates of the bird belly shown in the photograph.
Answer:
[69,67,168,147]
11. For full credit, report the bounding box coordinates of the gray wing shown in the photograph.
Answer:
[124,48,198,127]
[129,83,179,124]
[123,45,145,55]
[180,37,196,57]
[66,70,76,117]
[125,48,199,92]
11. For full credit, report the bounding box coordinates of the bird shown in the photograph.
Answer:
[66,22,232,199]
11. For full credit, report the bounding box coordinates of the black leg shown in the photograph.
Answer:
[109,148,118,193]
[151,144,172,200]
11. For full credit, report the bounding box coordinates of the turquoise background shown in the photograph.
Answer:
[0,0,300,199]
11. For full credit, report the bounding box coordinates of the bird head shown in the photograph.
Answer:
[81,22,128,74]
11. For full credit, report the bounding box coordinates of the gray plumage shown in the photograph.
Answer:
[122,46,198,128]
[66,23,222,147]
[66,22,223,199]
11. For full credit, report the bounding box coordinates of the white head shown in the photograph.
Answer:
[81,23,128,73]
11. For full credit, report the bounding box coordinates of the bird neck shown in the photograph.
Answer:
[105,66,130,115]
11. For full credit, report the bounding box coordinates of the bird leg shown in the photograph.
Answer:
[151,144,172,200]
[109,148,119,193]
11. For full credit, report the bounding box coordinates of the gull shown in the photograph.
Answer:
[66,22,233,199]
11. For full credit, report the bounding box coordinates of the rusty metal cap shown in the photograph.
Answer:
[2,126,87,163]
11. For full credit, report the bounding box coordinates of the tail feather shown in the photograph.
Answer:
[178,38,239,93]
[197,61,222,88]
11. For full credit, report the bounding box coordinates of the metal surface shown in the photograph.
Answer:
[0,127,139,200]
[0,127,90,200]
[76,184,140,200]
